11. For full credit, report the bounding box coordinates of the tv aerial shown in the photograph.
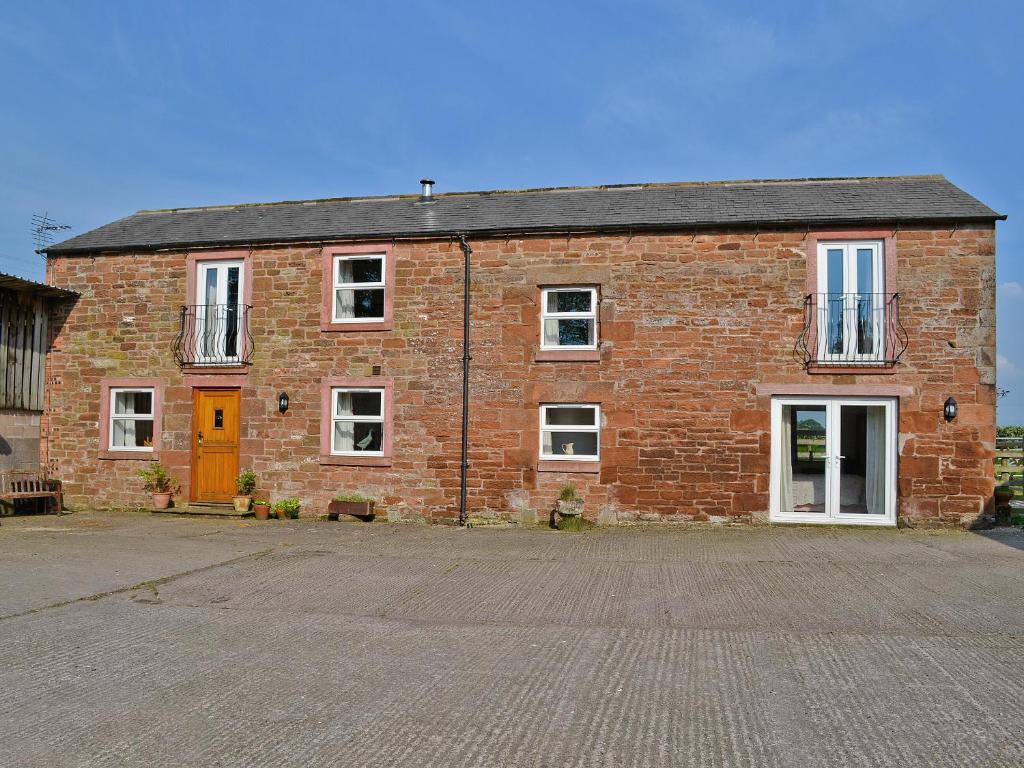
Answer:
[31,213,71,254]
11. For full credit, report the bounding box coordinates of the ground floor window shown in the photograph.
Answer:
[109,388,155,450]
[99,378,163,458]
[770,396,896,525]
[540,404,600,461]
[332,387,385,456]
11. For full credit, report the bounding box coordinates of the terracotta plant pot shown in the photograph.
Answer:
[151,492,172,510]
[253,504,270,520]
[233,495,252,513]
[328,500,375,521]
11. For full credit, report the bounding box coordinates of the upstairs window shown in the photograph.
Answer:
[333,253,386,323]
[541,287,598,350]
[540,404,600,462]
[816,240,885,362]
[109,388,155,451]
[331,387,385,456]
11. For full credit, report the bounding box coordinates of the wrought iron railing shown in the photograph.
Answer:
[796,293,907,368]
[173,304,254,367]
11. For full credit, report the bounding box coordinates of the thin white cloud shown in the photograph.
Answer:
[999,281,1024,298]
[998,354,1019,376]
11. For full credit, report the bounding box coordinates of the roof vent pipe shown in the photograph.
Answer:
[419,178,435,201]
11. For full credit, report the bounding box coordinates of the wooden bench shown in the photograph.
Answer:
[0,470,63,518]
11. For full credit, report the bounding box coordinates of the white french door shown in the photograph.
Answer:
[770,396,897,526]
[195,260,244,364]
[816,241,884,363]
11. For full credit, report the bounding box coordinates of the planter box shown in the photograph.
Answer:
[556,499,584,517]
[328,500,375,521]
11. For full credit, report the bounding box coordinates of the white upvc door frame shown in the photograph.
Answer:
[195,259,245,364]
[769,395,897,527]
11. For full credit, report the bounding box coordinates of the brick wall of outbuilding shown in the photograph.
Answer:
[43,223,996,527]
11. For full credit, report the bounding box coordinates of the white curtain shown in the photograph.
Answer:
[864,406,886,515]
[334,422,354,452]
[112,419,135,447]
[334,392,354,451]
[335,289,355,319]
[543,319,560,346]
[779,408,793,513]
[336,261,356,318]
[542,430,553,455]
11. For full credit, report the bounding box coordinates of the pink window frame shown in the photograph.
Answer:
[319,377,394,466]
[183,249,254,373]
[805,230,898,375]
[320,244,396,332]
[98,377,163,460]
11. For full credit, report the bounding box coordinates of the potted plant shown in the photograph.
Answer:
[328,493,376,521]
[252,499,271,520]
[138,460,178,510]
[555,484,585,531]
[233,469,257,513]
[273,498,301,520]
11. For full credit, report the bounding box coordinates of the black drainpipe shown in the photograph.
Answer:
[457,234,472,527]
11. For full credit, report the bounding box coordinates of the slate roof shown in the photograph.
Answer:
[46,175,1004,255]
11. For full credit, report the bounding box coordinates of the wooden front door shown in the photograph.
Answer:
[191,388,241,503]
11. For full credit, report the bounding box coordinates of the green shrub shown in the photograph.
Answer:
[235,469,257,495]
[1011,514,1024,527]
[558,484,578,502]
[997,425,1024,438]
[138,461,176,494]
[557,514,585,532]
[273,498,301,519]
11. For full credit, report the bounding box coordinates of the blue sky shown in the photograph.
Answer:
[1,1,1021,421]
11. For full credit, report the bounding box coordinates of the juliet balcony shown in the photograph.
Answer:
[797,293,908,370]
[173,304,255,367]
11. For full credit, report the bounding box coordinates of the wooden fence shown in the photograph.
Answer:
[0,289,48,411]
[995,436,1023,492]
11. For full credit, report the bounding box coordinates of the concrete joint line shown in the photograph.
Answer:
[0,547,275,622]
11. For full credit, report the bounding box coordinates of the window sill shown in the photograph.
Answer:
[807,364,897,375]
[320,320,394,333]
[535,349,602,362]
[537,460,600,474]
[99,450,159,461]
[319,455,393,467]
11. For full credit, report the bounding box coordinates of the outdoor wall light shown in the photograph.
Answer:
[278,392,289,414]
[943,396,957,423]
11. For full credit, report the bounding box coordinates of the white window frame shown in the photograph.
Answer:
[815,240,885,363]
[195,259,245,364]
[108,387,156,452]
[540,286,599,350]
[331,387,385,457]
[539,404,601,462]
[332,253,386,324]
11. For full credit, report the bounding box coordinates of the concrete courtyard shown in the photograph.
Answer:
[1,512,1022,767]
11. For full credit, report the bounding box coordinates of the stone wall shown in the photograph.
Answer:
[43,223,996,526]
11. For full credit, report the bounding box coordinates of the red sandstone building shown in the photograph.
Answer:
[42,176,1003,527]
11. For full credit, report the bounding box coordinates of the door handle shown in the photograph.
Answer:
[197,431,204,447]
